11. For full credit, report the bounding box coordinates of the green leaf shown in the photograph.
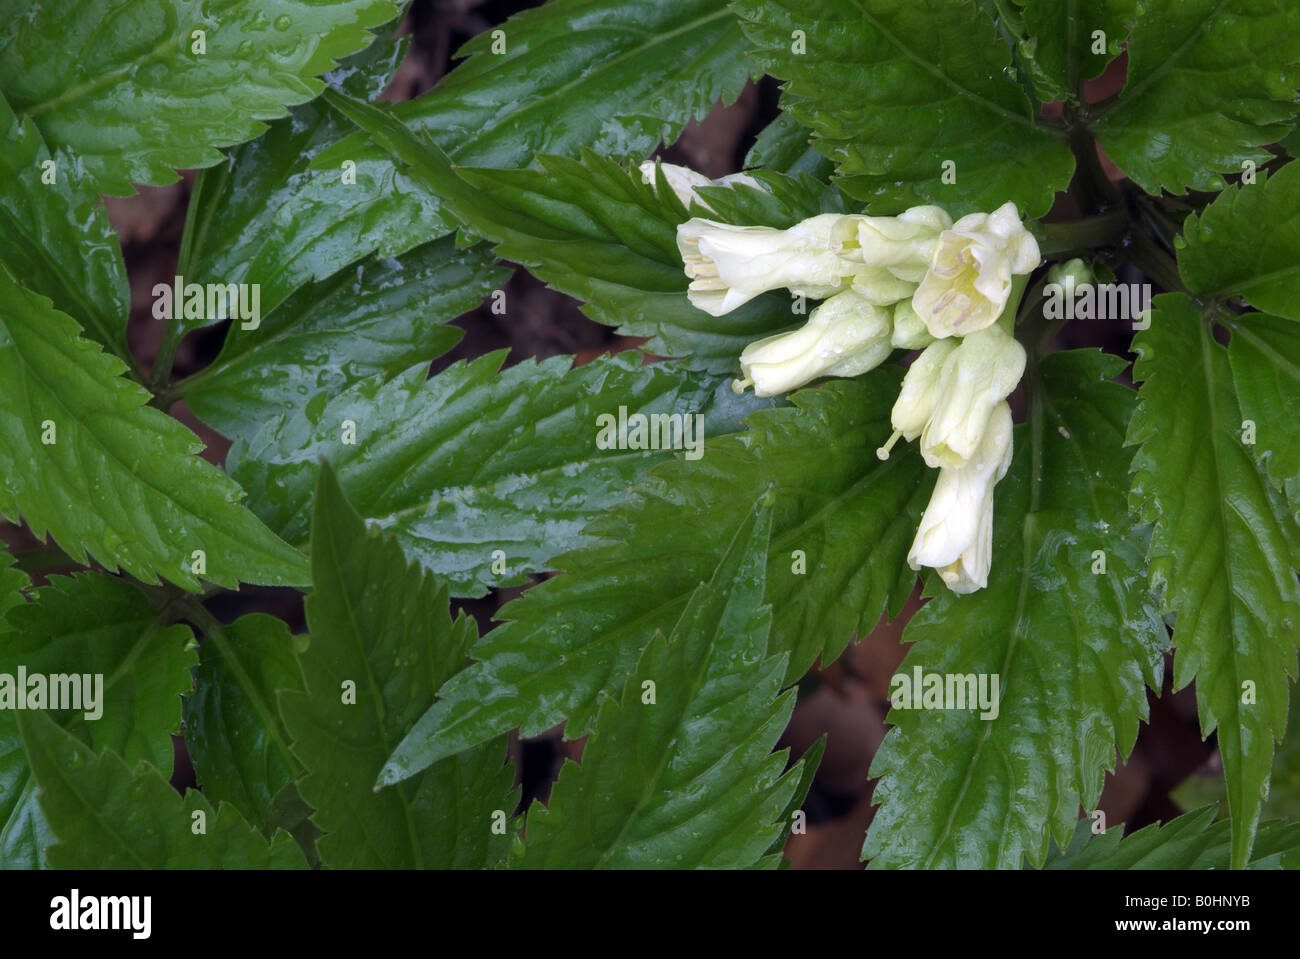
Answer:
[516,493,802,868]
[1175,690,1300,823]
[1093,0,1300,195]
[184,613,305,838]
[1128,294,1300,869]
[863,350,1166,869]
[19,709,305,868]
[0,0,400,196]
[0,545,26,622]
[279,464,517,868]
[744,111,835,179]
[1044,805,1300,869]
[230,351,776,597]
[380,373,930,785]
[0,573,196,868]
[0,93,130,363]
[305,0,755,246]
[323,89,815,372]
[1178,165,1300,320]
[1225,313,1300,501]
[1010,0,1135,102]
[0,273,309,590]
[733,0,1074,217]
[181,236,506,442]
[174,31,447,329]
[385,0,753,169]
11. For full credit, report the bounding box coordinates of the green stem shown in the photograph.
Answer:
[1064,111,1121,213]
[1033,209,1127,257]
[1125,226,1189,297]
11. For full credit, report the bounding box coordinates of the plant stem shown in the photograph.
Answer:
[1033,209,1128,257]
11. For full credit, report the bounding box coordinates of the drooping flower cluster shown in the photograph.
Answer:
[663,162,1040,593]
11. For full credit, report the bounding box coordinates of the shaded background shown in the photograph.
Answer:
[2,0,1220,868]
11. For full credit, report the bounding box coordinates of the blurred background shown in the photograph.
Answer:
[1,0,1226,868]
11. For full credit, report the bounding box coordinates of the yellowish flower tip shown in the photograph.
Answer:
[876,428,903,461]
[731,376,753,395]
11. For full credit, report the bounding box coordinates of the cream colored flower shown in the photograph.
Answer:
[919,324,1025,469]
[876,338,959,461]
[677,215,863,316]
[639,161,763,212]
[907,401,1014,594]
[734,288,893,396]
[854,205,953,283]
[912,202,1040,338]
[890,299,936,350]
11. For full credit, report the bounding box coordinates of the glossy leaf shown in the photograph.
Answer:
[279,464,517,869]
[0,574,196,868]
[733,0,1074,217]
[1174,691,1300,823]
[0,546,26,622]
[1093,0,1300,195]
[380,373,930,785]
[1044,805,1300,870]
[301,0,756,259]
[517,494,802,868]
[185,613,305,838]
[1128,294,1300,869]
[744,111,835,179]
[0,93,130,362]
[230,351,776,597]
[20,710,305,869]
[181,236,506,442]
[1178,165,1300,320]
[324,90,821,372]
[0,274,309,590]
[1009,0,1134,103]
[174,32,448,329]
[0,0,401,195]
[864,350,1165,869]
[1225,313,1300,501]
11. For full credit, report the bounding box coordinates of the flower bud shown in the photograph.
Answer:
[890,299,936,350]
[888,339,958,446]
[735,288,893,396]
[854,205,954,283]
[640,161,764,213]
[919,324,1025,469]
[912,202,1040,338]
[908,401,1014,594]
[848,267,919,306]
[678,214,862,316]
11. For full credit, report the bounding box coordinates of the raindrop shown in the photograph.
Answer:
[274,14,292,30]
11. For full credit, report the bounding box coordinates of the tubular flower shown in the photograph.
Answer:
[677,214,863,316]
[639,161,762,213]
[907,401,1014,594]
[854,205,954,283]
[890,299,937,350]
[734,288,893,397]
[918,324,1025,469]
[911,202,1040,338]
[876,338,959,461]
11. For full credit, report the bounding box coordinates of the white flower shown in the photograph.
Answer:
[912,202,1040,338]
[877,338,959,461]
[734,288,893,396]
[919,324,1025,469]
[907,401,1014,594]
[677,214,863,316]
[854,205,953,283]
[848,267,919,306]
[890,299,936,350]
[639,161,764,213]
